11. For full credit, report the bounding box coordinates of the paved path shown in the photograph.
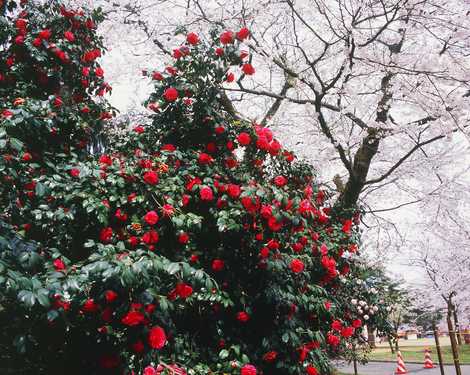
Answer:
[336,360,470,375]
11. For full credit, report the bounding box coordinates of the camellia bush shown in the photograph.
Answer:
[1,1,367,374]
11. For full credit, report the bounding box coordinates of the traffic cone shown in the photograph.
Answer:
[395,351,408,374]
[423,347,435,369]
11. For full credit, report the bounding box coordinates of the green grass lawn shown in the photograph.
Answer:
[368,344,470,364]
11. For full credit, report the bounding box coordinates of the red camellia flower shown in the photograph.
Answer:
[163,87,179,102]
[306,365,319,375]
[143,171,159,185]
[15,35,24,45]
[352,319,362,328]
[262,351,278,362]
[226,72,235,82]
[95,67,104,77]
[148,326,167,349]
[178,232,190,244]
[143,366,156,375]
[152,71,164,80]
[331,320,343,331]
[121,310,145,326]
[64,31,75,42]
[274,175,288,187]
[240,364,257,375]
[176,282,193,298]
[220,30,234,44]
[242,63,255,75]
[290,258,305,273]
[22,152,32,162]
[198,152,213,164]
[70,168,80,178]
[144,210,159,225]
[82,298,99,313]
[53,258,66,271]
[186,32,199,45]
[341,326,355,338]
[237,311,250,323]
[236,27,250,41]
[215,47,224,56]
[38,29,52,40]
[100,227,113,243]
[237,132,251,146]
[212,259,224,272]
[327,332,341,346]
[227,184,241,199]
[200,186,214,201]
[142,230,159,245]
[105,290,118,303]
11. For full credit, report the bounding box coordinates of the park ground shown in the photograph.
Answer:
[337,338,470,375]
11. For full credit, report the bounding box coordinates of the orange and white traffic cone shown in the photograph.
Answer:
[423,347,435,369]
[395,351,408,374]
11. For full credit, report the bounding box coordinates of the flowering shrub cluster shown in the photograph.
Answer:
[1,1,366,374]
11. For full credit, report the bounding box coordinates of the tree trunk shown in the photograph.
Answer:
[367,325,376,348]
[447,301,462,375]
[433,323,445,375]
[453,307,463,346]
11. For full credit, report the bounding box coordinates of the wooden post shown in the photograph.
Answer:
[433,322,445,375]
[352,343,358,375]
[447,300,462,375]
[388,335,395,354]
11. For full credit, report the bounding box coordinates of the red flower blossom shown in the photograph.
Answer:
[306,365,319,375]
[143,171,159,185]
[236,27,250,41]
[105,290,118,303]
[242,63,255,75]
[142,230,159,244]
[176,282,193,298]
[237,132,251,146]
[163,87,179,102]
[200,186,214,201]
[100,227,113,243]
[227,184,241,198]
[39,29,52,40]
[70,168,80,178]
[162,204,175,217]
[82,299,99,313]
[327,332,341,346]
[186,32,199,45]
[226,72,235,82]
[132,341,145,354]
[290,259,305,273]
[352,319,362,328]
[220,30,234,44]
[148,326,167,349]
[237,311,250,322]
[161,144,176,152]
[274,175,288,187]
[178,232,190,244]
[198,152,213,164]
[240,364,257,375]
[215,47,224,56]
[262,351,278,362]
[341,326,355,338]
[64,30,75,42]
[144,210,159,225]
[121,310,145,326]
[331,320,342,331]
[53,258,66,271]
[212,259,224,272]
